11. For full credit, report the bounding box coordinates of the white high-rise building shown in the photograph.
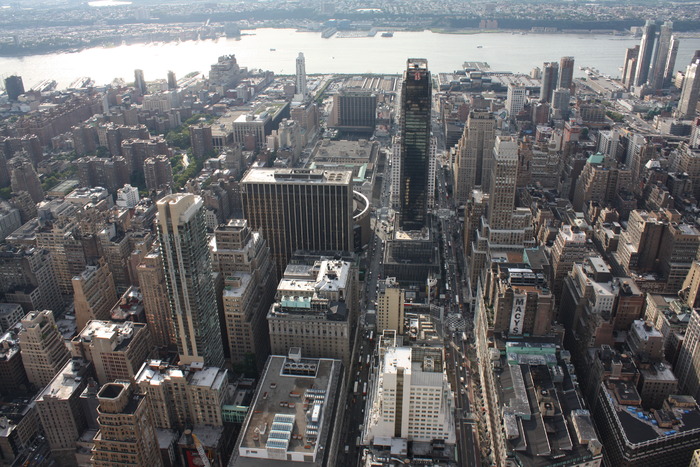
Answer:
[364,332,456,444]
[678,58,700,119]
[506,83,527,118]
[295,52,307,97]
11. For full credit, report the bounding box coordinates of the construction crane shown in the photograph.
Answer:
[184,429,211,467]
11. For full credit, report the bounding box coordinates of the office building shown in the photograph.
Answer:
[485,263,554,337]
[70,320,151,385]
[0,201,21,243]
[268,257,356,367]
[134,69,147,95]
[572,153,632,212]
[475,337,602,467]
[35,358,93,466]
[539,61,559,103]
[157,194,224,367]
[453,110,496,204]
[72,259,118,332]
[4,75,24,101]
[19,310,70,389]
[682,261,700,308]
[488,136,519,230]
[398,59,432,231]
[135,360,229,429]
[658,222,700,293]
[91,382,162,467]
[506,83,527,118]
[650,21,674,90]
[115,184,139,209]
[560,256,645,361]
[329,88,377,133]
[10,158,44,204]
[558,56,575,91]
[167,70,177,89]
[635,20,658,87]
[136,249,175,348]
[211,219,277,370]
[623,45,640,89]
[551,87,571,120]
[676,308,700,400]
[97,223,133,294]
[364,333,456,444]
[0,303,22,333]
[0,244,63,314]
[593,388,700,466]
[208,54,242,90]
[678,57,700,119]
[644,294,691,366]
[241,168,354,277]
[551,225,589,296]
[0,331,28,396]
[295,52,307,96]
[664,36,680,88]
[231,349,342,466]
[376,277,405,334]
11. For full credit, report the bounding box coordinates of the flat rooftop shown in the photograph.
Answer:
[235,354,342,466]
[241,168,353,185]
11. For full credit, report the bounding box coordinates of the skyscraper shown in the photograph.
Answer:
[399,58,432,231]
[649,21,673,90]
[157,193,224,367]
[664,35,680,89]
[167,70,177,89]
[136,249,176,348]
[539,61,559,103]
[558,56,575,91]
[19,310,70,389]
[622,45,640,89]
[211,219,277,371]
[634,20,657,87]
[240,168,354,277]
[4,75,24,101]
[506,83,526,118]
[134,69,147,94]
[678,57,700,119]
[453,109,496,204]
[487,136,519,230]
[295,52,307,96]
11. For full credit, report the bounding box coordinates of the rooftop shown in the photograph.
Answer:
[492,339,602,466]
[235,353,342,465]
[603,383,700,445]
[36,358,91,401]
[241,168,353,186]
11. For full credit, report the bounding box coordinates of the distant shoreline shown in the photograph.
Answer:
[0,27,646,58]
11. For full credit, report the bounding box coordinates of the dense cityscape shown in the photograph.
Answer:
[2,2,700,467]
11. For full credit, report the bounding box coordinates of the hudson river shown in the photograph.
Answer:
[3,28,700,89]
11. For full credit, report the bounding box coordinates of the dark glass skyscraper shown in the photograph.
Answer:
[399,58,432,231]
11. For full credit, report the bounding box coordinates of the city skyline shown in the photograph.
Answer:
[2,9,700,465]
